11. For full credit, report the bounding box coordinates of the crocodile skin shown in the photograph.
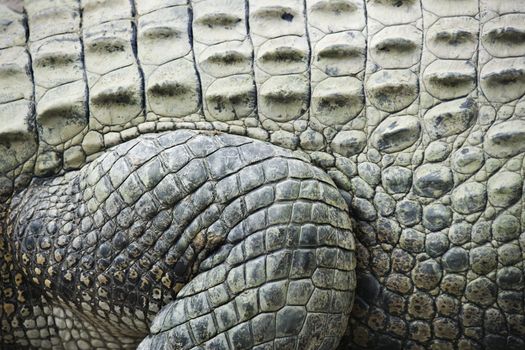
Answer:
[1,0,525,349]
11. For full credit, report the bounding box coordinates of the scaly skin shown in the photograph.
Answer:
[8,130,356,349]
[1,0,525,349]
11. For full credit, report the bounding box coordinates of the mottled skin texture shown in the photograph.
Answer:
[1,0,525,349]
[7,131,356,349]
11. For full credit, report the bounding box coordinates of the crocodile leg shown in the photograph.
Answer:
[9,130,356,349]
[138,199,355,349]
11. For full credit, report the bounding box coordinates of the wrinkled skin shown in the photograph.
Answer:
[1,0,525,349]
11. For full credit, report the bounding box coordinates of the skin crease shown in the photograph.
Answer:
[1,1,525,349]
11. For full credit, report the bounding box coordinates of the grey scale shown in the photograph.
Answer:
[0,0,525,349]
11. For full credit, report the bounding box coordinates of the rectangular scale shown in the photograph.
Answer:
[25,0,88,174]
[137,2,201,122]
[249,0,310,149]
[0,6,37,178]
[192,0,256,124]
[306,0,367,154]
[81,0,144,139]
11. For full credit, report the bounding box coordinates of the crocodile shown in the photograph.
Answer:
[1,0,525,349]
